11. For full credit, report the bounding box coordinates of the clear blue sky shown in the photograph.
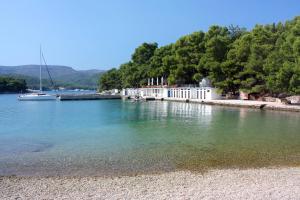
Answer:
[0,0,299,70]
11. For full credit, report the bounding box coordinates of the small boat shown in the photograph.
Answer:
[131,95,145,102]
[18,46,57,101]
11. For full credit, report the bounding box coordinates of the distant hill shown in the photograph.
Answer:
[0,65,105,89]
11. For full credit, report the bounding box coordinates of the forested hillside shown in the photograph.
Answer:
[100,16,300,96]
[0,65,105,90]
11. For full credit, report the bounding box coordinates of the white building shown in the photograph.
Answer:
[122,88,140,96]
[122,78,221,101]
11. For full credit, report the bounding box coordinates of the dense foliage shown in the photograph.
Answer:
[0,76,27,93]
[99,16,300,95]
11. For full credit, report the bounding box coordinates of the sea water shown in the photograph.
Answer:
[0,94,300,176]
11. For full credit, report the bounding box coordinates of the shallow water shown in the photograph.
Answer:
[0,94,300,176]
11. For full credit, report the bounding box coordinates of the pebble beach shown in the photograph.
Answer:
[1,167,299,200]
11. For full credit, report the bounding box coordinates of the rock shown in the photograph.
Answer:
[249,94,259,100]
[263,97,275,102]
[239,91,249,100]
[226,93,238,99]
[286,96,300,104]
[263,97,281,103]
[278,93,288,98]
[281,98,291,105]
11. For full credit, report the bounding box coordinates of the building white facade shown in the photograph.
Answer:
[123,87,219,100]
[122,78,221,101]
[122,88,139,96]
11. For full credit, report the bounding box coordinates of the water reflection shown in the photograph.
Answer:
[123,101,212,125]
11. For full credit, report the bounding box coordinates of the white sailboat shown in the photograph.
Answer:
[18,47,57,101]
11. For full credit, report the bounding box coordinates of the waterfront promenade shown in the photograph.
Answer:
[162,98,300,112]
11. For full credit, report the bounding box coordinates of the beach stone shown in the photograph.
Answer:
[0,168,299,200]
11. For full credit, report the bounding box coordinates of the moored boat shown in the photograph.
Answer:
[18,93,56,101]
[18,46,57,101]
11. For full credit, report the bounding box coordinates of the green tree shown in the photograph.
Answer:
[172,31,206,84]
[98,68,121,91]
[149,44,174,78]
[98,16,300,96]
[132,43,158,65]
[199,26,232,91]
[0,76,27,93]
[119,62,140,88]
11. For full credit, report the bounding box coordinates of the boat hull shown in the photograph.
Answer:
[18,94,57,101]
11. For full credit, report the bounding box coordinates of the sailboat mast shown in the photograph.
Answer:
[39,46,42,92]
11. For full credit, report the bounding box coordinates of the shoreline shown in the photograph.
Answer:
[1,167,299,199]
[160,98,300,112]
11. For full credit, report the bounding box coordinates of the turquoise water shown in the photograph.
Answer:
[0,94,300,176]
